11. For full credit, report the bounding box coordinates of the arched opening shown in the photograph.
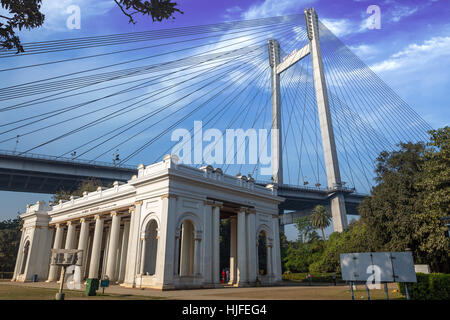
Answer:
[178,219,195,276]
[20,241,30,275]
[142,220,158,275]
[257,231,267,276]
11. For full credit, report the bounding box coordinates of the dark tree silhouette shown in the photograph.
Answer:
[0,0,183,53]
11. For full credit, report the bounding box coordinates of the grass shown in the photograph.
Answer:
[0,281,165,300]
[0,280,405,300]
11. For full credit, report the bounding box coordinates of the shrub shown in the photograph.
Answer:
[282,272,344,283]
[398,273,450,300]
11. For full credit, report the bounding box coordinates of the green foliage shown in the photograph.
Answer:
[358,128,450,272]
[310,205,331,240]
[398,273,450,300]
[0,217,21,272]
[282,127,449,276]
[282,272,344,283]
[115,0,183,23]
[358,142,426,253]
[52,179,106,203]
[279,230,289,273]
[414,127,450,272]
[293,216,316,243]
[283,239,325,273]
[0,0,45,53]
[1,0,182,53]
[309,220,376,273]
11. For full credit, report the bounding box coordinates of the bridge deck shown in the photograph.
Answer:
[0,151,367,222]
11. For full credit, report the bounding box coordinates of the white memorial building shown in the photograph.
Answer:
[11,155,283,289]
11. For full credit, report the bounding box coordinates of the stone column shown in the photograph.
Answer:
[77,218,90,279]
[202,201,213,284]
[47,224,64,282]
[64,221,76,250]
[272,215,282,282]
[105,212,121,281]
[246,209,257,284]
[266,241,273,277]
[12,228,26,281]
[118,220,130,283]
[193,231,202,276]
[212,203,221,284]
[155,194,177,289]
[139,237,147,274]
[124,202,142,287]
[237,208,247,285]
[88,215,104,279]
[229,216,237,284]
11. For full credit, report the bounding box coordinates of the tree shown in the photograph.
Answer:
[0,0,45,53]
[293,216,316,243]
[414,127,450,272]
[52,179,105,203]
[358,136,449,272]
[114,0,183,24]
[0,217,22,272]
[309,220,375,273]
[310,205,331,240]
[358,142,426,254]
[1,0,183,53]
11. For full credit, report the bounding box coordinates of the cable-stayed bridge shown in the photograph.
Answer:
[0,9,431,231]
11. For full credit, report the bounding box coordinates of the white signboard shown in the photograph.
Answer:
[340,251,417,283]
[391,252,417,283]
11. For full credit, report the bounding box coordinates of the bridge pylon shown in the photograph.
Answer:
[267,8,348,232]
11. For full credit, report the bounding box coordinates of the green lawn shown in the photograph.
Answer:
[0,281,165,300]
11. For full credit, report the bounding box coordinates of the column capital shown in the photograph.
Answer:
[212,201,223,208]
[247,208,256,214]
[175,227,181,238]
[110,211,118,217]
[66,221,73,226]
[235,206,248,214]
[134,200,143,206]
[203,199,215,206]
[161,194,178,200]
[54,223,61,229]
[94,214,102,220]
[194,230,203,241]
[129,206,135,213]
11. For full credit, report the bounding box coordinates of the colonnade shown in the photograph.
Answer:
[43,202,280,287]
[47,209,132,283]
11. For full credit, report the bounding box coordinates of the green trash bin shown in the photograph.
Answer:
[85,278,99,296]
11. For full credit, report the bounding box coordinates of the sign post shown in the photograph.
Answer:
[50,249,83,301]
[340,251,417,300]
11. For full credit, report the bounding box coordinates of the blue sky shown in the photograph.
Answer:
[0,0,449,240]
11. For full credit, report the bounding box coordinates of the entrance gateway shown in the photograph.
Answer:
[11,155,283,289]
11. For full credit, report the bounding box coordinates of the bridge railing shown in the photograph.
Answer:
[0,149,137,170]
[255,180,357,193]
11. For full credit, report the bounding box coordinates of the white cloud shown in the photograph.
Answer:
[348,44,379,59]
[321,18,355,37]
[371,36,450,73]
[390,6,418,23]
[223,5,243,20]
[242,0,315,20]
[40,0,116,31]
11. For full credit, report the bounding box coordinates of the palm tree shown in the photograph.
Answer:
[310,205,331,241]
